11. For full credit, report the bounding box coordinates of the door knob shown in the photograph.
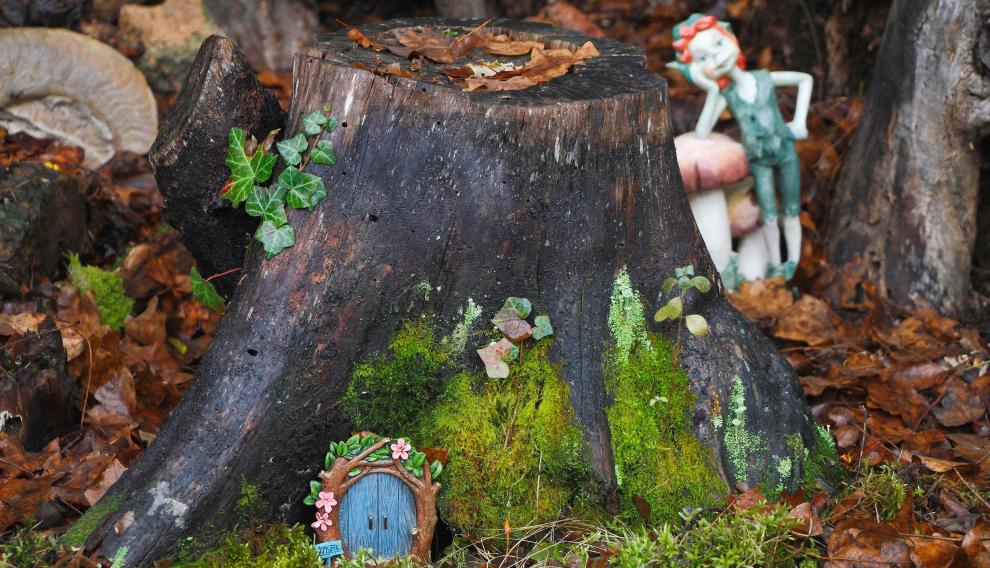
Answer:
[367,515,373,530]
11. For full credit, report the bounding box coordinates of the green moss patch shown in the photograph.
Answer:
[67,254,134,331]
[60,495,122,549]
[606,268,724,524]
[607,334,725,524]
[417,340,598,534]
[343,319,449,434]
[171,524,320,567]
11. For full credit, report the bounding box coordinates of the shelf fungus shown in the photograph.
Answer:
[0,28,157,168]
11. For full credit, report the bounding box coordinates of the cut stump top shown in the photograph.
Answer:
[311,18,663,107]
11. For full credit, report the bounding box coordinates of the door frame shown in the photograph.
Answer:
[314,434,442,562]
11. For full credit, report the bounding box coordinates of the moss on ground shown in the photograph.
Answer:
[171,524,321,567]
[605,268,724,525]
[60,495,122,549]
[416,340,599,534]
[67,254,134,331]
[343,319,449,434]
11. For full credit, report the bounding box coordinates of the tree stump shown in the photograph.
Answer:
[87,19,828,566]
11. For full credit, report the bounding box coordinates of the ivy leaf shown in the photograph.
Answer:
[276,133,308,167]
[532,315,553,340]
[245,185,288,226]
[309,480,321,499]
[477,337,515,379]
[224,127,276,208]
[347,467,361,477]
[303,495,315,505]
[690,276,712,293]
[190,267,225,312]
[654,296,683,322]
[429,460,443,479]
[255,220,295,259]
[310,140,336,165]
[324,452,333,470]
[492,297,533,341]
[279,166,327,210]
[302,110,327,136]
[685,314,709,336]
[662,277,678,294]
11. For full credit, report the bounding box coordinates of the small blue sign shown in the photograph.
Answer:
[315,540,344,565]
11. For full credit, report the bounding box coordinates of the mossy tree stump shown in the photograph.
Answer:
[86,19,831,566]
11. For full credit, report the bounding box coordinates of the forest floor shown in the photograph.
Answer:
[1,1,988,566]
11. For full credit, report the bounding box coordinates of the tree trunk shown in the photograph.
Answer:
[825,0,990,315]
[86,19,824,566]
[149,35,284,297]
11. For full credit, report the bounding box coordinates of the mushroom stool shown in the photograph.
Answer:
[673,132,749,276]
[725,180,769,282]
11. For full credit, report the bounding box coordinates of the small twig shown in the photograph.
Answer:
[79,333,93,429]
[955,469,990,511]
[457,18,493,42]
[205,267,241,282]
[0,457,33,475]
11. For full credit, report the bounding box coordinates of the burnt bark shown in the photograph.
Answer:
[825,0,990,315]
[88,19,824,566]
[149,35,285,296]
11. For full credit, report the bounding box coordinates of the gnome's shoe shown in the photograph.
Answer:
[767,260,797,280]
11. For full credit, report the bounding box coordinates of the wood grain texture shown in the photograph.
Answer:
[826,0,990,314]
[88,19,822,566]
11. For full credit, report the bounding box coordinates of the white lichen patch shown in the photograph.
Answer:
[608,266,652,362]
[442,297,482,353]
[147,481,189,528]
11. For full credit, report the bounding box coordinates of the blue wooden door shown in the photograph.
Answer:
[338,475,379,556]
[376,474,416,557]
[338,473,417,558]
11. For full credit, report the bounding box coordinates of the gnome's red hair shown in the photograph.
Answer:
[673,15,746,89]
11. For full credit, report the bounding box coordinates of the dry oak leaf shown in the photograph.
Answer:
[484,39,544,56]
[0,312,46,335]
[826,519,911,568]
[124,296,166,347]
[906,538,959,568]
[773,294,843,346]
[83,458,126,506]
[931,378,987,427]
[788,502,824,536]
[728,277,793,320]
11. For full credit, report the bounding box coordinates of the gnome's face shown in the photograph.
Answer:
[688,29,740,81]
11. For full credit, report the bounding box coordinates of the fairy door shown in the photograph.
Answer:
[338,473,417,559]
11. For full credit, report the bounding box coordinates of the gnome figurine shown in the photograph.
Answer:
[669,14,812,280]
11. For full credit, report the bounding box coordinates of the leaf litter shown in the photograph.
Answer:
[341,20,599,92]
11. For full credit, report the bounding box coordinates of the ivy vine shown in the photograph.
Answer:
[190,108,339,311]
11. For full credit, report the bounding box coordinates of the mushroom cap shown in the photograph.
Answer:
[673,132,749,194]
[0,28,157,168]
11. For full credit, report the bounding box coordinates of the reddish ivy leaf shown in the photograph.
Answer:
[492,297,533,341]
[477,337,515,379]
